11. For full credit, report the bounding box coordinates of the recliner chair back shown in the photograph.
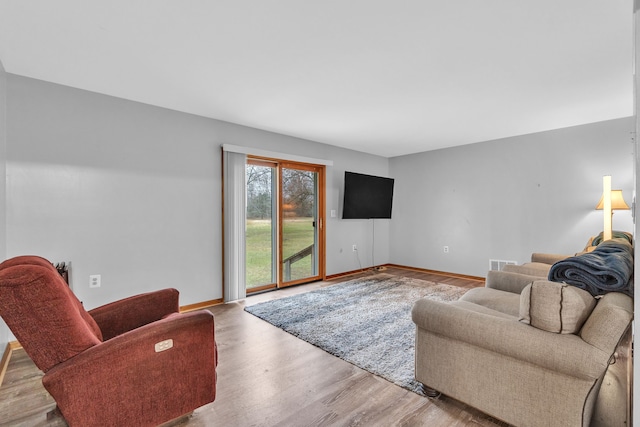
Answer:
[0,256,103,372]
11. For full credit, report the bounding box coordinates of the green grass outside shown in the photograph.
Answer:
[246,218,315,288]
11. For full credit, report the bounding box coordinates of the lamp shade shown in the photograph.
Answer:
[596,190,630,210]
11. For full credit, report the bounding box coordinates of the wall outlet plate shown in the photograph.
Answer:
[89,274,101,288]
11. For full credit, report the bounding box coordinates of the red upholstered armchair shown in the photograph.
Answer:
[0,255,217,427]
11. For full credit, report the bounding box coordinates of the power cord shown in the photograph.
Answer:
[354,246,362,270]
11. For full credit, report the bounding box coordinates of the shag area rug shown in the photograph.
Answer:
[244,273,468,395]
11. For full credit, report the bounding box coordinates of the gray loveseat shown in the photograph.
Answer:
[411,239,633,427]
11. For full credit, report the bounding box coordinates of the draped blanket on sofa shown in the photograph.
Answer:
[548,238,634,297]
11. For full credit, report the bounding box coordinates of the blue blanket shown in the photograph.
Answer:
[548,238,634,297]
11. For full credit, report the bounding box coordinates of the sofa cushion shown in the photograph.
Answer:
[502,262,551,277]
[460,287,521,317]
[449,299,517,320]
[519,281,596,334]
[485,270,542,295]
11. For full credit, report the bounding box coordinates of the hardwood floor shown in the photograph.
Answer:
[0,267,510,426]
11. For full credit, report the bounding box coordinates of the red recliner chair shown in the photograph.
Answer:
[0,255,217,426]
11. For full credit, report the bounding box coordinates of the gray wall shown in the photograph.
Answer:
[389,117,635,277]
[5,75,390,310]
[3,74,635,311]
[0,60,8,351]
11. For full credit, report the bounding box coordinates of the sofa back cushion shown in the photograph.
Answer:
[502,262,551,277]
[519,281,596,334]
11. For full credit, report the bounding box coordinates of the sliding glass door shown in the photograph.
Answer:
[245,158,324,292]
[281,164,320,285]
[245,160,277,291]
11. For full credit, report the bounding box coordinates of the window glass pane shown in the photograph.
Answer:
[282,167,317,282]
[246,164,275,288]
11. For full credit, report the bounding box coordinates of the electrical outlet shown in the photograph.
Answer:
[352,244,357,252]
[443,246,449,253]
[89,274,101,288]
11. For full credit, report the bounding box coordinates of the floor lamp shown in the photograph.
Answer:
[595,176,629,241]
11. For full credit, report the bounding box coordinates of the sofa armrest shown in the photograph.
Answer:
[580,292,633,352]
[485,270,541,294]
[43,310,216,426]
[531,253,570,264]
[411,298,610,380]
[88,288,180,341]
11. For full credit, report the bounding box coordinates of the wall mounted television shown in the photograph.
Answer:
[342,171,394,219]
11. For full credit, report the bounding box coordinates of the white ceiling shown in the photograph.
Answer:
[0,1,633,157]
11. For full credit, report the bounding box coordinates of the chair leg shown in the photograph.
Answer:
[158,412,194,427]
[419,383,442,398]
[46,406,63,421]
[46,406,70,425]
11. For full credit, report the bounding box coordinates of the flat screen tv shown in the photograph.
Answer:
[342,171,394,219]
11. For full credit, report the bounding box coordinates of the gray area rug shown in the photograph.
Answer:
[244,273,468,395]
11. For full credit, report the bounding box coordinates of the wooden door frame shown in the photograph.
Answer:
[246,156,326,292]
[278,161,326,288]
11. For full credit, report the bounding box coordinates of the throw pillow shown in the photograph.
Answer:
[519,280,596,334]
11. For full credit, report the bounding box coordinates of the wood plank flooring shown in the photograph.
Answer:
[0,267,510,426]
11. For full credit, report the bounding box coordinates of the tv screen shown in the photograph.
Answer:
[342,172,394,219]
